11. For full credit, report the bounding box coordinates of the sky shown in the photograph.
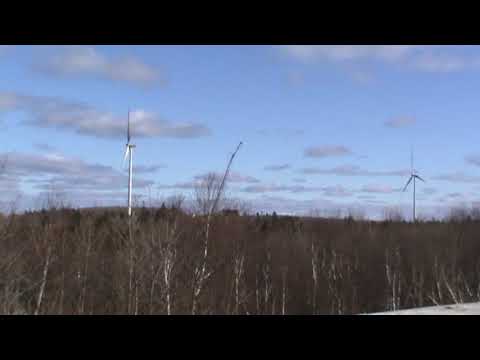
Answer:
[1,45,480,219]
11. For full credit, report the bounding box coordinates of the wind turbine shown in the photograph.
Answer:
[402,147,425,222]
[123,110,136,217]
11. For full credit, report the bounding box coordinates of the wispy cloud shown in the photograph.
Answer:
[0,92,211,139]
[360,184,400,194]
[240,183,371,198]
[194,171,260,184]
[322,185,353,197]
[433,172,480,184]
[434,192,480,205]
[279,45,480,74]
[34,46,163,88]
[280,45,418,63]
[0,174,21,194]
[157,181,198,190]
[422,187,438,195]
[2,150,154,193]
[301,164,409,177]
[293,178,307,183]
[446,192,464,199]
[411,52,476,72]
[264,164,291,172]
[158,171,260,191]
[304,145,353,159]
[385,116,416,128]
[357,194,377,200]
[238,179,403,196]
[132,164,166,174]
[3,151,112,177]
[465,155,480,167]
[241,184,323,194]
[34,143,57,152]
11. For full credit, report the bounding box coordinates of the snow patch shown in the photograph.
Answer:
[366,302,480,315]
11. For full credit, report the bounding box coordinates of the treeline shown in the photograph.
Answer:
[1,203,480,315]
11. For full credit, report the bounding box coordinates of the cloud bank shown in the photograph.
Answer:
[0,92,211,139]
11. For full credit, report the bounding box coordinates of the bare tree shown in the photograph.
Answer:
[311,240,320,314]
[191,142,243,314]
[33,223,56,315]
[194,173,223,216]
[385,248,402,311]
[77,216,94,314]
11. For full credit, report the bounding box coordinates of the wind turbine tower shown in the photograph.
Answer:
[402,147,425,222]
[124,110,136,217]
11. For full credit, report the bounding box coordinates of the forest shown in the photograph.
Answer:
[1,187,479,315]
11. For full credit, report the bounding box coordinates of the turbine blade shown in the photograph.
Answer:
[416,175,426,183]
[123,146,130,167]
[127,110,131,143]
[403,176,413,192]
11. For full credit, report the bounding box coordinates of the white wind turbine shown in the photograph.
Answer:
[123,110,136,217]
[402,147,425,222]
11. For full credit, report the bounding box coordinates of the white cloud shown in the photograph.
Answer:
[0,92,211,139]
[35,46,162,88]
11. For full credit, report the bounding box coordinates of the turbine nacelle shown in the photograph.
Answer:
[403,174,425,192]
[403,148,425,222]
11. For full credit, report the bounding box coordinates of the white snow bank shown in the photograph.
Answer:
[367,302,480,315]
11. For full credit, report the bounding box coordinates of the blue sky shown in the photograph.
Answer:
[2,45,480,219]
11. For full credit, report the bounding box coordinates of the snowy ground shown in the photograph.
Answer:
[367,302,480,315]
